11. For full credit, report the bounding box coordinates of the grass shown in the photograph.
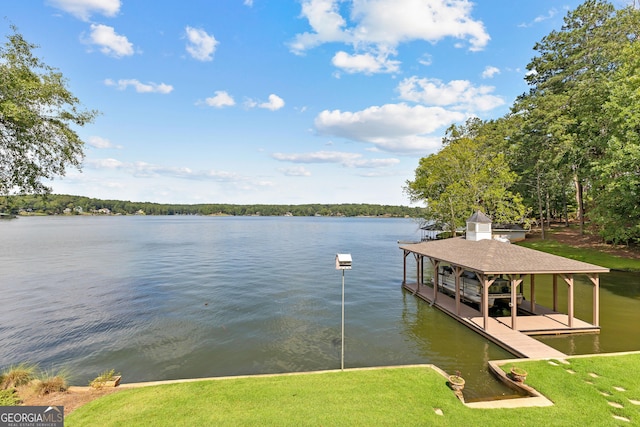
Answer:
[1,363,69,403]
[33,368,70,395]
[518,236,640,271]
[0,362,38,389]
[66,354,640,426]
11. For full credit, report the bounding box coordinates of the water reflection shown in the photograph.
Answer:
[400,289,516,400]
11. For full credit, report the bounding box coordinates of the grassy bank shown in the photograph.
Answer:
[67,354,640,426]
[518,235,640,272]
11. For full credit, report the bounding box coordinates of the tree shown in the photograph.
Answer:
[404,120,528,236]
[515,0,638,234]
[0,26,97,196]
[593,39,640,244]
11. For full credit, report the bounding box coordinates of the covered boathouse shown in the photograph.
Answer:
[399,212,610,358]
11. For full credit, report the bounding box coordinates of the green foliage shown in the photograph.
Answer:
[404,2,640,245]
[0,388,21,406]
[593,39,640,245]
[9,194,427,217]
[0,25,97,196]
[510,1,640,241]
[405,119,528,234]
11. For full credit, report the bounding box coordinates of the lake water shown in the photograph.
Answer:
[1,216,639,401]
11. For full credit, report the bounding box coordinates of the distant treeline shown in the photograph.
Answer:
[2,194,427,218]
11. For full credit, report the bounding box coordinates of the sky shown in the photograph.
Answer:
[2,0,615,206]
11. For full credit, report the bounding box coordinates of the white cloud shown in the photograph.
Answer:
[289,0,489,73]
[289,0,349,53]
[279,166,312,176]
[185,26,218,61]
[273,151,361,164]
[204,91,235,108]
[418,53,433,67]
[86,158,124,169]
[87,24,134,58]
[397,76,504,112]
[519,8,558,28]
[87,136,120,149]
[261,94,285,111]
[86,158,241,182]
[332,50,400,74]
[243,0,254,6]
[314,103,465,153]
[47,0,120,21]
[104,78,173,94]
[482,66,500,79]
[272,151,399,168]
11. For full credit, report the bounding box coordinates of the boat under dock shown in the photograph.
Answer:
[402,282,586,359]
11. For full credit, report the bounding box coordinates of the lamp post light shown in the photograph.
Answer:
[335,253,352,371]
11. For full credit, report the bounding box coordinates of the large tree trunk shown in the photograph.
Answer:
[563,186,569,227]
[574,174,585,235]
[449,197,457,237]
[537,170,545,240]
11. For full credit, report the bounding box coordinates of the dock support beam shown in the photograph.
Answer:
[454,266,463,316]
[430,259,439,303]
[561,274,575,328]
[482,275,489,331]
[509,275,523,330]
[552,275,558,312]
[588,273,600,327]
[530,275,536,314]
[402,250,408,285]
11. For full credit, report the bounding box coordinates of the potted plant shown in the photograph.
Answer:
[90,369,121,388]
[510,366,527,382]
[448,370,465,391]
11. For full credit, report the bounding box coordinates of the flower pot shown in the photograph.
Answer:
[91,375,121,388]
[510,367,527,383]
[448,375,465,391]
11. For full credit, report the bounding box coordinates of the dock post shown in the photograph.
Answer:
[589,274,600,327]
[552,274,558,312]
[563,274,575,328]
[530,275,536,314]
[482,276,489,331]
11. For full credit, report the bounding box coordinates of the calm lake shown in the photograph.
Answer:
[1,216,639,401]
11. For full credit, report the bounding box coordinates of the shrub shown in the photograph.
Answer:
[0,388,21,405]
[1,363,37,389]
[33,369,70,395]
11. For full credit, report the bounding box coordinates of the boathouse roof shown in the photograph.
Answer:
[399,237,609,275]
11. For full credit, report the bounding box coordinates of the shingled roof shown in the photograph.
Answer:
[399,237,609,275]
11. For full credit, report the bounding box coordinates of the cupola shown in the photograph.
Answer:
[466,211,492,241]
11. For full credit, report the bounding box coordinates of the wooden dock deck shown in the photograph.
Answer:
[402,282,585,359]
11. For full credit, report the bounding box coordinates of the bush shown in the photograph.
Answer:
[1,363,37,389]
[0,388,21,405]
[33,369,70,395]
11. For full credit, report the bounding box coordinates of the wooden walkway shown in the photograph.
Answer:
[403,282,580,359]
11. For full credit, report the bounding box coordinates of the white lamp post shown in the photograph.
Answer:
[335,253,352,371]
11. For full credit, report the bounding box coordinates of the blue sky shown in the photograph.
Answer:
[3,0,604,205]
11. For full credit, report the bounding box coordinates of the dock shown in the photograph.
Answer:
[403,282,572,359]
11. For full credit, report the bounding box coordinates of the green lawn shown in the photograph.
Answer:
[518,235,640,271]
[67,354,640,426]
